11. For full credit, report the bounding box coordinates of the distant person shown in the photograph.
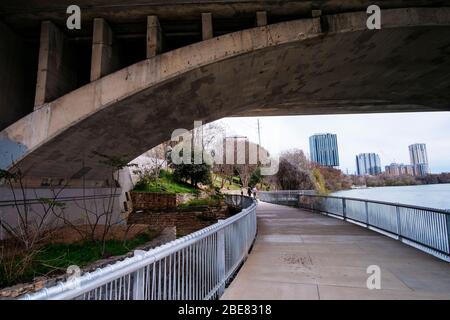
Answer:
[240,189,244,196]
[252,186,258,199]
[247,187,252,197]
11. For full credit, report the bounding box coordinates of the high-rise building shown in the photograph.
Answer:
[355,153,382,175]
[385,163,414,176]
[408,143,429,176]
[309,133,339,167]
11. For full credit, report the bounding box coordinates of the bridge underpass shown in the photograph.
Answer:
[1,2,450,299]
[222,201,450,300]
[1,4,450,184]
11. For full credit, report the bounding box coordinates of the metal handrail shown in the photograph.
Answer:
[302,194,450,215]
[259,191,450,262]
[20,195,257,300]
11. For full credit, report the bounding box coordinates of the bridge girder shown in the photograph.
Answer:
[0,7,450,183]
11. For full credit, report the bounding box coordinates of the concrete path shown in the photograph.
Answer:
[222,202,450,300]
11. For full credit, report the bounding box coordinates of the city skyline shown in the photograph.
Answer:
[356,153,382,176]
[309,133,340,167]
[217,112,450,174]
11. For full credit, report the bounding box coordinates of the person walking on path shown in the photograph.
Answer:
[252,186,258,199]
[247,186,252,197]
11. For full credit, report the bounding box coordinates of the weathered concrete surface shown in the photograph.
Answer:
[2,1,448,38]
[1,8,450,180]
[90,18,120,81]
[222,202,450,300]
[35,21,78,108]
[146,16,162,58]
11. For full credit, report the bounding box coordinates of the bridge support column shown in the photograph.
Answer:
[201,13,213,40]
[0,22,35,130]
[34,21,77,109]
[146,16,162,58]
[90,18,119,81]
[256,11,267,27]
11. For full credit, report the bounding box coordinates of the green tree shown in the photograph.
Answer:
[172,150,212,187]
[249,167,262,187]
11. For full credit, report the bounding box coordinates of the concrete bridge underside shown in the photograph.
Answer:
[1,7,450,181]
[222,202,450,300]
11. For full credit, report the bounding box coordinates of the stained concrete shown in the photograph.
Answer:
[90,18,120,81]
[2,1,448,38]
[1,8,450,181]
[221,202,450,300]
[34,21,78,108]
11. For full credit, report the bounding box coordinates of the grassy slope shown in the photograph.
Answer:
[133,170,198,193]
[1,231,158,288]
[212,174,241,191]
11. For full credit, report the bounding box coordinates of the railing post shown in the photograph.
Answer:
[342,198,346,220]
[365,201,369,227]
[133,250,146,300]
[217,220,226,296]
[396,205,402,239]
[446,213,450,256]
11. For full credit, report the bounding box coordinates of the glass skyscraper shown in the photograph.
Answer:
[309,133,339,167]
[355,153,382,176]
[408,143,429,176]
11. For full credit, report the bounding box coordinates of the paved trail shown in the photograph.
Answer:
[222,202,450,299]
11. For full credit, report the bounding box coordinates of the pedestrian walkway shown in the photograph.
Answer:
[222,202,450,299]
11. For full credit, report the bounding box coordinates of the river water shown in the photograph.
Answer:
[332,183,450,210]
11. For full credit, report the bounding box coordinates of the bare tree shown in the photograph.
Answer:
[275,150,316,190]
[49,152,138,255]
[0,166,66,251]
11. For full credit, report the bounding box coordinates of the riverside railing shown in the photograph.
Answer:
[259,191,450,262]
[257,190,315,206]
[20,195,257,300]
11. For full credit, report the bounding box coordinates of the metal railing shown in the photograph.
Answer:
[20,195,257,300]
[259,191,450,262]
[257,190,315,206]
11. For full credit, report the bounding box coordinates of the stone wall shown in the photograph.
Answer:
[130,191,207,210]
[128,205,230,237]
[130,192,178,210]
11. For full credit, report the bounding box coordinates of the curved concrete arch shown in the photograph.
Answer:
[1,8,450,180]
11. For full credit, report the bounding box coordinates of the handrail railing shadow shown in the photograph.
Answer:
[259,191,450,262]
[20,195,257,300]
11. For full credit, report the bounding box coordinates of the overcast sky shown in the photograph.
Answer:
[215,112,450,174]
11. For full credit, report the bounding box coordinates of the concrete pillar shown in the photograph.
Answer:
[256,11,267,27]
[0,22,35,130]
[90,18,119,81]
[35,21,77,109]
[201,13,213,40]
[146,16,162,58]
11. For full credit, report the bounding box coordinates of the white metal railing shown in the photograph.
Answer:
[259,191,450,262]
[20,195,257,300]
[258,190,315,206]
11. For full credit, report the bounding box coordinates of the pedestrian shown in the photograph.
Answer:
[247,186,252,197]
[252,186,258,199]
